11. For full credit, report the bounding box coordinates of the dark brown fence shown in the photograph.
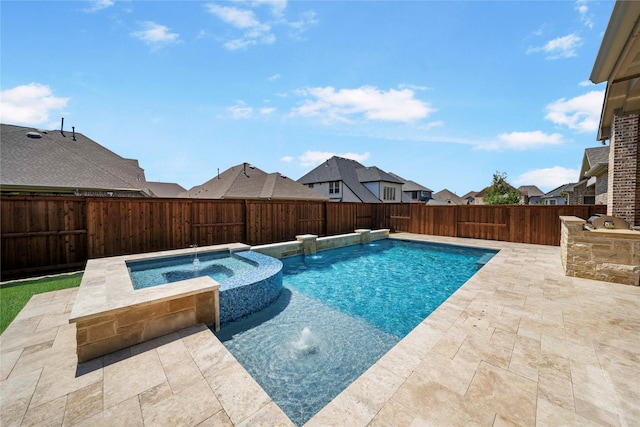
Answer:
[1,195,606,280]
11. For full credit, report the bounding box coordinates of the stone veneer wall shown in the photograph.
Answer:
[75,290,217,363]
[560,216,640,286]
[609,111,640,227]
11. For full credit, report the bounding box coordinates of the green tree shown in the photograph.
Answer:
[484,172,522,205]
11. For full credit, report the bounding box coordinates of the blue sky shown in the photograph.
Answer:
[1,0,614,195]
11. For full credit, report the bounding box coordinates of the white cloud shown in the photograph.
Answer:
[478,131,564,150]
[579,80,594,87]
[268,73,281,82]
[228,102,253,119]
[0,83,69,126]
[513,166,579,191]
[545,90,604,133]
[280,155,294,162]
[575,0,593,29]
[131,21,180,47]
[527,33,582,59]
[260,107,276,114]
[85,0,114,13]
[298,150,370,167]
[205,1,316,50]
[292,85,435,123]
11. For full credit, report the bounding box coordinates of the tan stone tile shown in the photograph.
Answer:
[142,378,222,426]
[180,326,236,373]
[62,380,103,426]
[103,349,166,409]
[574,397,621,427]
[456,334,513,370]
[537,368,574,411]
[156,335,192,367]
[536,398,601,427]
[1,348,22,380]
[414,350,478,395]
[570,362,622,424]
[369,397,417,427]
[164,355,204,394]
[236,401,294,427]
[22,395,66,427]
[0,323,59,355]
[204,362,271,425]
[139,381,173,410]
[465,361,537,426]
[391,373,495,426]
[430,332,466,359]
[197,409,235,427]
[0,369,41,426]
[72,395,143,427]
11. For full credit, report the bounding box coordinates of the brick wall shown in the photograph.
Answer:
[609,111,640,226]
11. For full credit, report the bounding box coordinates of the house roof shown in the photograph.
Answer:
[387,172,432,192]
[434,189,465,205]
[356,167,403,184]
[590,1,640,140]
[580,146,610,178]
[297,156,382,203]
[542,183,578,198]
[461,191,479,200]
[1,123,149,194]
[182,163,328,200]
[517,185,544,198]
[146,181,187,198]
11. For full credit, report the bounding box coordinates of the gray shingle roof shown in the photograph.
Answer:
[517,185,544,197]
[542,183,578,198]
[146,181,187,198]
[182,163,328,200]
[434,189,465,205]
[297,156,381,203]
[1,124,148,194]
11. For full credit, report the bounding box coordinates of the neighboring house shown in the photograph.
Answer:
[572,146,609,205]
[297,156,403,203]
[433,189,465,205]
[1,123,154,197]
[461,191,479,205]
[181,163,328,201]
[590,0,640,227]
[517,185,545,205]
[388,173,433,203]
[541,183,577,205]
[146,182,187,198]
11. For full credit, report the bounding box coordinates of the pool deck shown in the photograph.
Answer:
[1,233,639,426]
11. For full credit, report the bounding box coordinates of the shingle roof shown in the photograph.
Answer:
[387,172,432,192]
[1,124,148,194]
[580,146,610,178]
[356,167,403,184]
[434,189,465,205]
[182,163,328,200]
[297,156,381,203]
[542,183,578,198]
[146,182,187,198]
[517,185,544,197]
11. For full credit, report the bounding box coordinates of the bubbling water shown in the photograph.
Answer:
[293,327,318,355]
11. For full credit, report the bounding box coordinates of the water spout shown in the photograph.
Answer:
[190,244,200,270]
[293,327,318,355]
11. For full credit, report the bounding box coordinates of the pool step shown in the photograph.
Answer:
[476,253,495,266]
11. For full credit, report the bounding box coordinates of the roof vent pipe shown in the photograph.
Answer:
[60,117,65,137]
[72,126,76,141]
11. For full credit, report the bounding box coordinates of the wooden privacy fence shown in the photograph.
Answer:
[1,195,606,280]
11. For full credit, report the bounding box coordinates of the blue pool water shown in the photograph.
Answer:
[215,239,497,426]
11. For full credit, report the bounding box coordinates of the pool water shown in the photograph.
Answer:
[127,251,257,290]
[215,239,497,426]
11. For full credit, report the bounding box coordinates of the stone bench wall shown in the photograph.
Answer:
[560,216,640,286]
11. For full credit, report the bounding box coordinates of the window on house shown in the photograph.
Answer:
[308,183,314,189]
[329,181,340,194]
[583,196,595,204]
[411,191,418,200]
[383,186,396,201]
[548,199,556,205]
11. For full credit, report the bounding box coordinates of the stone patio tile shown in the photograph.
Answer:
[368,397,417,427]
[1,348,23,380]
[203,361,272,425]
[197,409,235,426]
[413,350,478,395]
[465,361,537,426]
[62,380,103,427]
[536,398,601,427]
[164,355,204,394]
[139,381,173,410]
[102,349,166,409]
[72,395,143,427]
[179,325,237,373]
[570,361,622,425]
[21,395,66,427]
[155,334,193,367]
[390,373,495,426]
[0,322,58,355]
[9,340,56,378]
[235,402,293,427]
[0,369,42,427]
[141,378,223,426]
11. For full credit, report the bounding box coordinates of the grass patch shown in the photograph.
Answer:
[0,273,82,334]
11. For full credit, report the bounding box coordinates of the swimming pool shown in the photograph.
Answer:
[215,239,497,426]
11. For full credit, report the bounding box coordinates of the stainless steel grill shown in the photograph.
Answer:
[585,214,631,230]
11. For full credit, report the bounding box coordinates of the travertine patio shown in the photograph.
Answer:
[1,233,639,426]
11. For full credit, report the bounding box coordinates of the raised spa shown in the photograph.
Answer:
[127,249,283,325]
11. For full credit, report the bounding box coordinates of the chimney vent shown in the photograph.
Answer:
[60,118,65,137]
[72,126,76,141]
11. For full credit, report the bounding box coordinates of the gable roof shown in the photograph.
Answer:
[1,123,149,195]
[146,181,187,198]
[182,163,328,200]
[297,156,381,203]
[434,189,465,205]
[580,146,610,178]
[517,185,544,198]
[387,172,432,192]
[356,166,403,184]
[542,183,578,198]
